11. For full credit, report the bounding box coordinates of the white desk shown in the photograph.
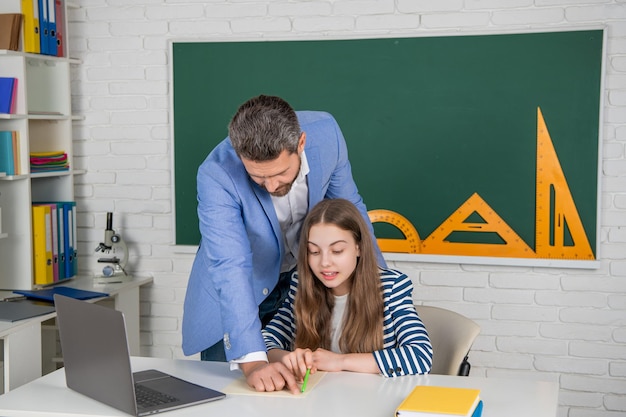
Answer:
[0,356,559,417]
[0,276,152,393]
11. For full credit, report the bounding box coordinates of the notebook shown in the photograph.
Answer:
[54,294,226,416]
[0,300,56,322]
[395,385,482,417]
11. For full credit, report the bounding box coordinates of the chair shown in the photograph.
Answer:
[414,305,480,376]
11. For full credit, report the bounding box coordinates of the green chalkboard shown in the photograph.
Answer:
[172,30,603,262]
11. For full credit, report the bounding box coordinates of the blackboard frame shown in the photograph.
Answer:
[170,28,605,269]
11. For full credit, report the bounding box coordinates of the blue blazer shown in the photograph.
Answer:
[182,111,384,359]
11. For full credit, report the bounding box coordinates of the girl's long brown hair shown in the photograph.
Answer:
[294,199,384,353]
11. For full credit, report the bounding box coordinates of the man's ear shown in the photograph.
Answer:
[297,132,306,153]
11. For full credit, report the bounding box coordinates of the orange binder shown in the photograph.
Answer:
[32,204,54,285]
[21,0,41,54]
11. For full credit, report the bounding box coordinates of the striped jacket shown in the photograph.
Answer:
[262,268,433,377]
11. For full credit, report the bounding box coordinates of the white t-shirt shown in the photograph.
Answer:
[330,293,348,353]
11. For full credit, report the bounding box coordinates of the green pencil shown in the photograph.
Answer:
[301,368,311,393]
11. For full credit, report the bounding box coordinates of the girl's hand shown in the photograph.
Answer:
[311,348,345,372]
[280,348,315,380]
[311,349,380,374]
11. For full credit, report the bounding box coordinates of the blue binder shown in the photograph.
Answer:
[61,201,76,278]
[56,203,66,280]
[46,0,57,56]
[38,0,49,55]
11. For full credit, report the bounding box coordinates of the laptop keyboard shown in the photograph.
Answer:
[135,384,179,408]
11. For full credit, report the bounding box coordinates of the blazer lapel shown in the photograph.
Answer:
[251,180,283,251]
[305,144,323,206]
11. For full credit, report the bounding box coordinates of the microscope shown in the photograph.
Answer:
[94,212,129,282]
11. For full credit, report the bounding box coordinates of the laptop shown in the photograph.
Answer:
[53,294,226,416]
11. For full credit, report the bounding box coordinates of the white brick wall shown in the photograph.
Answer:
[69,1,626,415]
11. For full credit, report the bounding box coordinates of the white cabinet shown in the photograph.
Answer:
[0,1,79,290]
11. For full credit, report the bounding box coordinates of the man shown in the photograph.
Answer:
[182,95,385,393]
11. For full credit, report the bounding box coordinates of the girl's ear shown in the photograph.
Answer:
[356,244,360,258]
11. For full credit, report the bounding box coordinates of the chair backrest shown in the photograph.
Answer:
[414,305,480,376]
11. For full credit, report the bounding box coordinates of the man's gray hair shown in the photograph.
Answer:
[228,95,302,161]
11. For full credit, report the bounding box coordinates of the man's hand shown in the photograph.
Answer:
[240,361,300,394]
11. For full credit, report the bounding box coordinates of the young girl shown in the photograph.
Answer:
[262,198,433,380]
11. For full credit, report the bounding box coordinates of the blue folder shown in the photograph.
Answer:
[0,78,15,113]
[13,286,109,302]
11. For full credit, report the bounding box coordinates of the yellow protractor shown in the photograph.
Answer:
[368,209,421,254]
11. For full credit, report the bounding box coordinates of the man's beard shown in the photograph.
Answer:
[265,154,300,197]
[266,181,293,197]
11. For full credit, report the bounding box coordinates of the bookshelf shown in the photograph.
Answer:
[0,0,80,290]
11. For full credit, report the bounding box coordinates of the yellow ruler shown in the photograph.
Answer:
[368,209,421,254]
[421,192,535,257]
[535,107,594,259]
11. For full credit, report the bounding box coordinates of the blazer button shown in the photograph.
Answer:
[223,333,231,350]
[388,368,394,375]
[262,288,269,296]
[396,367,402,374]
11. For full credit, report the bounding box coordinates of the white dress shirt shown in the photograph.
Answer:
[272,151,310,273]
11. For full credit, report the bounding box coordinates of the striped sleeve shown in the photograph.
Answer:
[373,269,433,377]
[262,273,298,351]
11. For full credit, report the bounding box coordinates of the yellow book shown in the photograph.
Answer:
[32,204,53,285]
[396,386,481,417]
[30,150,65,157]
[21,0,41,54]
